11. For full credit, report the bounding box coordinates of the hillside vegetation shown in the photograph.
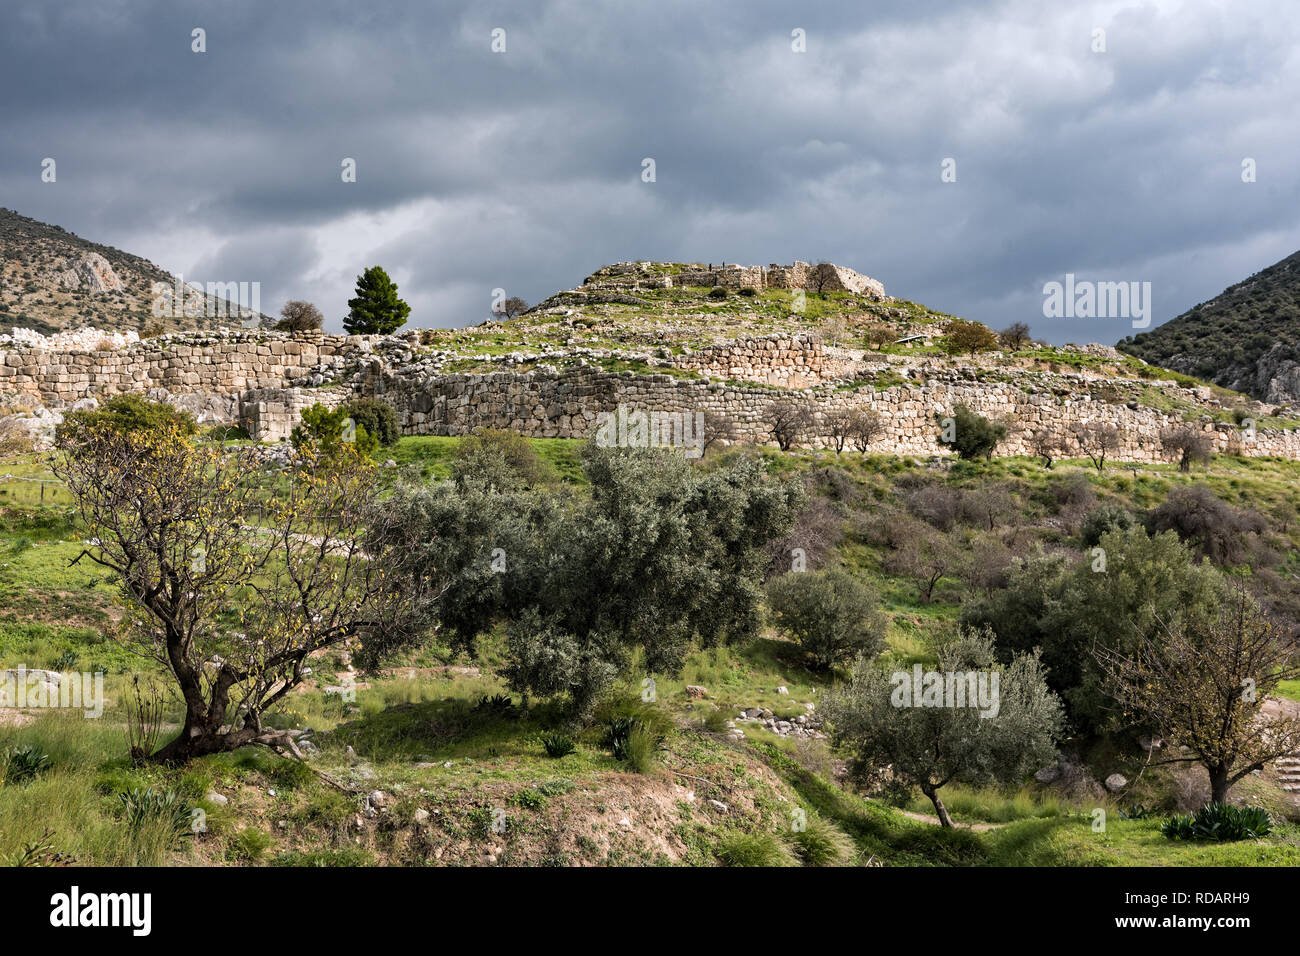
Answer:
[3,428,1299,867]
[1120,249,1300,404]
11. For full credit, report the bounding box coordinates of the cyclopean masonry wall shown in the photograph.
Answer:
[583,261,887,298]
[3,329,1299,462]
[372,366,1300,462]
[675,334,850,387]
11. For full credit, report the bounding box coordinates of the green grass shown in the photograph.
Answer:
[389,435,586,484]
[905,784,1068,824]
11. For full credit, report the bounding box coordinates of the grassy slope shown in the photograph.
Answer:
[2,437,1299,866]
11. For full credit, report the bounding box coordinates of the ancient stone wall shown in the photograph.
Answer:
[584,261,886,299]
[675,334,842,387]
[3,329,1297,461]
[375,366,1300,462]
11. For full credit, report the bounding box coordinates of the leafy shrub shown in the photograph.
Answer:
[1080,503,1135,547]
[475,693,517,717]
[936,404,1007,460]
[57,394,196,444]
[706,286,728,300]
[939,319,1000,355]
[119,787,192,847]
[716,831,797,867]
[542,733,576,758]
[452,429,553,490]
[738,287,757,297]
[343,398,400,447]
[787,814,855,866]
[231,827,274,862]
[1161,803,1272,841]
[1,745,51,785]
[766,568,887,670]
[290,403,378,459]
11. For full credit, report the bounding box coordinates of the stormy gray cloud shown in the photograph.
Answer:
[3,0,1298,341]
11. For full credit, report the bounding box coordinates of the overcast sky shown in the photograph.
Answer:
[3,0,1298,343]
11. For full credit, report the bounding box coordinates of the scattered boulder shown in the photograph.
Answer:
[684,685,709,699]
[1104,773,1128,793]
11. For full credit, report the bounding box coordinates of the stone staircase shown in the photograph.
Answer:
[1278,754,1300,793]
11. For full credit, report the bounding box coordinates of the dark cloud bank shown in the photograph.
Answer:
[3,0,1298,341]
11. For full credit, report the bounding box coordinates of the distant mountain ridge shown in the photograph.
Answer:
[1118,250,1300,405]
[0,207,268,334]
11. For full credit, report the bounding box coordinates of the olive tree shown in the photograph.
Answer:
[376,446,802,717]
[824,629,1063,827]
[56,418,435,763]
[766,568,886,670]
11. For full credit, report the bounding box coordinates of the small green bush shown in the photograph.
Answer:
[936,404,1007,460]
[716,831,797,867]
[1161,803,1272,841]
[787,814,855,866]
[1080,503,1136,547]
[542,733,576,758]
[766,568,887,670]
[119,787,192,847]
[1,745,52,785]
[290,403,378,459]
[344,398,401,447]
[231,827,274,862]
[57,394,197,444]
[508,788,548,811]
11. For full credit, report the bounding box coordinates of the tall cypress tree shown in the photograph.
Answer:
[344,265,411,335]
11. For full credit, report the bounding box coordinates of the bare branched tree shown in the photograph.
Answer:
[700,411,738,455]
[1076,421,1121,471]
[765,399,814,452]
[1160,424,1215,473]
[1097,583,1300,805]
[846,408,885,453]
[56,423,440,763]
[1027,427,1063,469]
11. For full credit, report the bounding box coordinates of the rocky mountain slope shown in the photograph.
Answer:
[0,207,268,335]
[1118,249,1300,405]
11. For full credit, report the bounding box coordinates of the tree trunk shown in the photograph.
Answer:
[921,784,955,828]
[1208,764,1231,805]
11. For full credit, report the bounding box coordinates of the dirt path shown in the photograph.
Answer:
[897,809,1005,831]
